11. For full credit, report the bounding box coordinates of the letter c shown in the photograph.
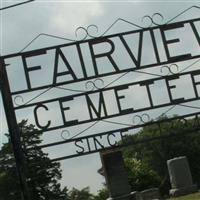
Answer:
[34,104,51,130]
[107,133,117,146]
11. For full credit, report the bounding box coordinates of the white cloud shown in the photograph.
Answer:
[1,1,104,54]
[48,2,104,35]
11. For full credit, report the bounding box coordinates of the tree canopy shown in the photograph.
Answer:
[122,116,200,195]
[0,120,68,200]
[0,120,109,200]
[1,116,200,199]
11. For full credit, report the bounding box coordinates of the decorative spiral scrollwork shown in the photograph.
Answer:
[85,78,104,91]
[87,25,99,38]
[61,130,71,140]
[20,5,200,53]
[132,113,151,125]
[75,25,100,40]
[160,64,179,76]
[142,13,164,27]
[75,26,88,41]
[14,95,24,106]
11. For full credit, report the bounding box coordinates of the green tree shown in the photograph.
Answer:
[0,120,68,200]
[93,187,109,200]
[67,187,109,200]
[68,187,93,200]
[122,117,200,195]
[124,156,161,192]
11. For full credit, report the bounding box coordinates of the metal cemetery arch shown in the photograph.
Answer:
[1,5,200,199]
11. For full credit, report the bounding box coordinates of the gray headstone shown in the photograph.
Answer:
[101,150,131,197]
[141,188,161,200]
[167,156,198,197]
[100,150,142,200]
[107,191,143,200]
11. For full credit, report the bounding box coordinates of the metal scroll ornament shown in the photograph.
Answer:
[19,6,200,52]
[142,13,164,27]
[61,130,71,140]
[132,113,151,125]
[160,64,179,76]
[85,79,104,91]
[14,95,24,106]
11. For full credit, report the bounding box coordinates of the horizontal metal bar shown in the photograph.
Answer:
[10,54,200,96]
[1,17,200,60]
[13,68,200,110]
[50,125,200,162]
[34,111,200,149]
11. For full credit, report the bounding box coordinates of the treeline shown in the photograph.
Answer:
[1,117,200,199]
[122,116,200,196]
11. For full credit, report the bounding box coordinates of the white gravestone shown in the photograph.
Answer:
[167,156,198,197]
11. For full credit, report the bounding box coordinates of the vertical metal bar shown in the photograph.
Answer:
[0,58,31,200]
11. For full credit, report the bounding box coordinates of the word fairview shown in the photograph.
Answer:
[3,17,200,94]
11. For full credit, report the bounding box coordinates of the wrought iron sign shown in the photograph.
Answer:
[1,6,200,163]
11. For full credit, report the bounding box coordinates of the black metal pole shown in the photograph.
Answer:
[0,58,31,200]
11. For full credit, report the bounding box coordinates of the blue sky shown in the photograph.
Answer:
[1,0,200,194]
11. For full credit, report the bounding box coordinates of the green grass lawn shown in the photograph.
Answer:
[167,192,200,200]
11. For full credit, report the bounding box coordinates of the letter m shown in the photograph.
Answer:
[86,92,108,120]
